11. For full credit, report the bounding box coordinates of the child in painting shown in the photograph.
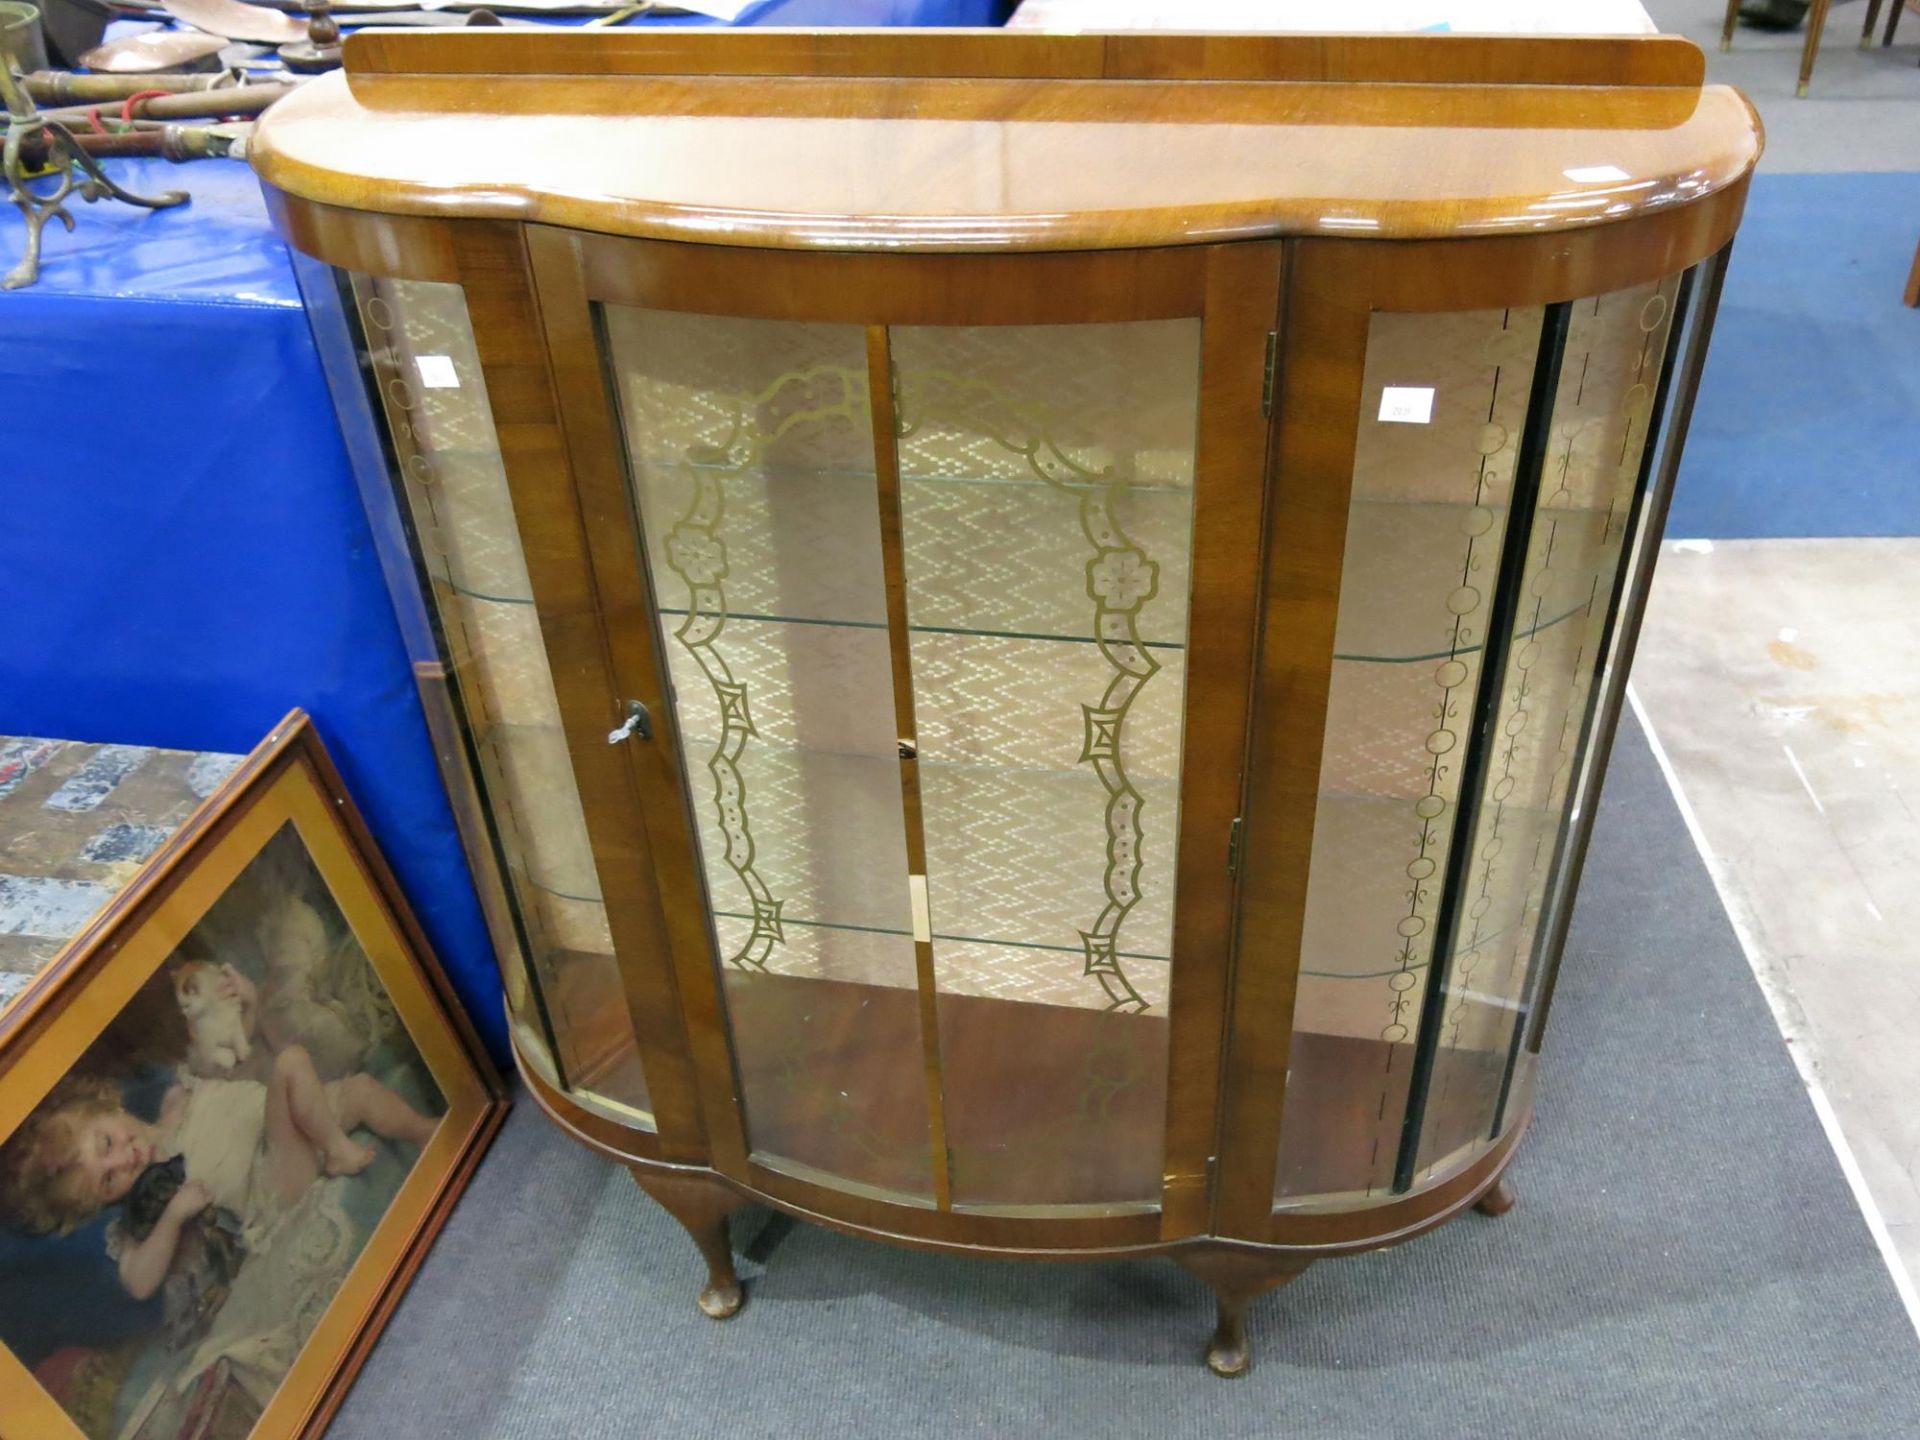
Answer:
[0,1045,436,1294]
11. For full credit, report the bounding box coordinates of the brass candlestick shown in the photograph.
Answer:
[0,61,188,289]
[279,0,343,73]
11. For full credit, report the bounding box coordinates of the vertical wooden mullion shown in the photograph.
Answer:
[1209,241,1374,1240]
[1157,241,1286,1239]
[461,219,731,1170]
[865,325,954,1212]
[527,223,751,1175]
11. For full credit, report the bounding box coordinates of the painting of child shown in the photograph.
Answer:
[0,822,445,1440]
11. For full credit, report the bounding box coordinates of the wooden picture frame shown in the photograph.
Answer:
[0,710,507,1440]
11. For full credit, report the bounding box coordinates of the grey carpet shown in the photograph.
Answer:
[329,721,1920,1439]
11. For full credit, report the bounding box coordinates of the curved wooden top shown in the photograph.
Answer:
[251,29,1762,253]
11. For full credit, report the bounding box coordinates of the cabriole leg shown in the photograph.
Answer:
[1173,1250,1310,1378]
[1475,1174,1518,1217]
[631,1168,748,1319]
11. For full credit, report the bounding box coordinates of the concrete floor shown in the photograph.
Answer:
[1634,542,1920,1310]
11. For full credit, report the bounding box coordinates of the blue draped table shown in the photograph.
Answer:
[0,0,1009,1064]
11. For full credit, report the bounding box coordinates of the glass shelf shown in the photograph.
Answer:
[657,606,1186,653]
[659,615,1186,781]
[1333,594,1592,665]
[439,575,533,608]
[1331,499,1615,663]
[455,580,1573,665]
[680,742,1180,960]
[628,488,1607,667]
[632,459,1194,647]
[712,906,1168,963]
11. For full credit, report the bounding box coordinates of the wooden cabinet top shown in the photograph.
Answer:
[250,29,1762,252]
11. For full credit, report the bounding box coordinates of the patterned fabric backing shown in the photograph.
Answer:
[0,739,242,1007]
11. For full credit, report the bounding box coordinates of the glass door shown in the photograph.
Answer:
[565,239,1279,1223]
[887,321,1200,1210]
[604,309,937,1199]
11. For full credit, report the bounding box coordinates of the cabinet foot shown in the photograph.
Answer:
[1173,1250,1309,1378]
[632,1168,749,1320]
[1474,1175,1517,1218]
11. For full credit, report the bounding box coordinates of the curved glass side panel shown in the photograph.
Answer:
[1275,305,1545,1204]
[345,274,651,1122]
[1497,260,1717,1134]
[1275,274,1690,1209]
[1410,276,1681,1184]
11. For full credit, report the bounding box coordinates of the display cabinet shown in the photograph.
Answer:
[254,28,1760,1375]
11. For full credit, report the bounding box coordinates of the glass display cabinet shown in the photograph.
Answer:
[254,28,1760,1375]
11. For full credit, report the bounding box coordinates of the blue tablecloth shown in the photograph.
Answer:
[0,156,518,1057]
[0,0,1008,1065]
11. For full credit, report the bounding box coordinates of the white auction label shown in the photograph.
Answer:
[415,354,461,389]
[1378,386,1435,424]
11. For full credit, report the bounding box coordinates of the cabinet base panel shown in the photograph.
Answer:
[518,1027,1525,1372]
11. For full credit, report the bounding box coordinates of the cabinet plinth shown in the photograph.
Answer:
[256,27,1757,1374]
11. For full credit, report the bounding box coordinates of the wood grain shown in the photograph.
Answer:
[251,31,1759,253]
[515,993,1528,1258]
[1158,241,1284,1240]
[865,324,954,1212]
[344,28,1706,86]
[249,26,1751,1366]
[457,222,716,1167]
[1209,242,1372,1240]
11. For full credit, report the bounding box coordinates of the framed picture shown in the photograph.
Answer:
[0,711,507,1440]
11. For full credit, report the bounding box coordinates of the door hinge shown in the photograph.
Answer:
[1261,330,1279,417]
[1227,816,1244,877]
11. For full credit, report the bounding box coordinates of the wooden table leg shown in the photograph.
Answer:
[1862,0,1885,45]
[1799,0,1834,96]
[1722,0,1742,50]
[1904,237,1920,308]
